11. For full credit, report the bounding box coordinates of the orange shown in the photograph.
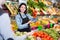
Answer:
[35,22,40,26]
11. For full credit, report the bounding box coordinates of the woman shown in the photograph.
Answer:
[15,3,36,32]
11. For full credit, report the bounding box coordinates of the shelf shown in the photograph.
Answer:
[37,15,60,17]
[5,1,18,16]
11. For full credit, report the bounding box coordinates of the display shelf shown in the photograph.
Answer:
[37,15,60,16]
[27,0,60,17]
[5,1,18,16]
[2,4,11,16]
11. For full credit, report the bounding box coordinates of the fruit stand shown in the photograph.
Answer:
[25,28,60,40]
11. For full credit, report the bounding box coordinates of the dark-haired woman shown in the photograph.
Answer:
[15,3,37,32]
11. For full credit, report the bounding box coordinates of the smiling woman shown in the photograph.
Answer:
[15,3,37,32]
[15,3,31,32]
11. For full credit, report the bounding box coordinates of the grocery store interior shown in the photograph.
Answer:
[0,0,60,40]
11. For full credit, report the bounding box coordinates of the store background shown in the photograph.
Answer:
[1,0,60,40]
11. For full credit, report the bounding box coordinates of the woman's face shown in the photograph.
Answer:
[20,5,26,13]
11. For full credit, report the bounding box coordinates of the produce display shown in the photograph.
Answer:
[25,28,60,40]
[27,0,60,16]
[11,16,60,40]
[27,0,47,17]
[43,28,60,40]
[33,31,54,40]
[46,7,60,16]
[30,16,60,29]
[41,0,52,6]
[41,0,60,16]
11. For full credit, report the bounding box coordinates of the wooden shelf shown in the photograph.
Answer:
[4,1,18,16]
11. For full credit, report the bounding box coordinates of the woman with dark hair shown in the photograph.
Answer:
[15,3,36,32]
[18,3,27,14]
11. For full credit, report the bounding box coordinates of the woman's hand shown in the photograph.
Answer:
[28,21,32,24]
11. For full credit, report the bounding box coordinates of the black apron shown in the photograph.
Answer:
[18,13,31,32]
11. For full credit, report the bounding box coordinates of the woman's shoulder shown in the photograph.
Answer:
[15,13,20,18]
[26,13,30,16]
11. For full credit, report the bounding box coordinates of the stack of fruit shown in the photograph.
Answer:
[41,19,49,25]
[15,31,27,36]
[26,28,60,40]
[43,28,60,40]
[25,35,36,40]
[30,22,37,28]
[32,31,54,40]
[35,21,41,26]
[30,21,41,28]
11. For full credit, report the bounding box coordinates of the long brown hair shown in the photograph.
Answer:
[18,3,27,14]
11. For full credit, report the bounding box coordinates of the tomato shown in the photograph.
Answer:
[32,32,38,37]
[44,32,48,36]
[46,37,50,40]
[43,38,47,40]
[37,33,41,37]
[44,35,48,38]
[41,34,45,38]
[50,38,54,40]
[39,31,44,35]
